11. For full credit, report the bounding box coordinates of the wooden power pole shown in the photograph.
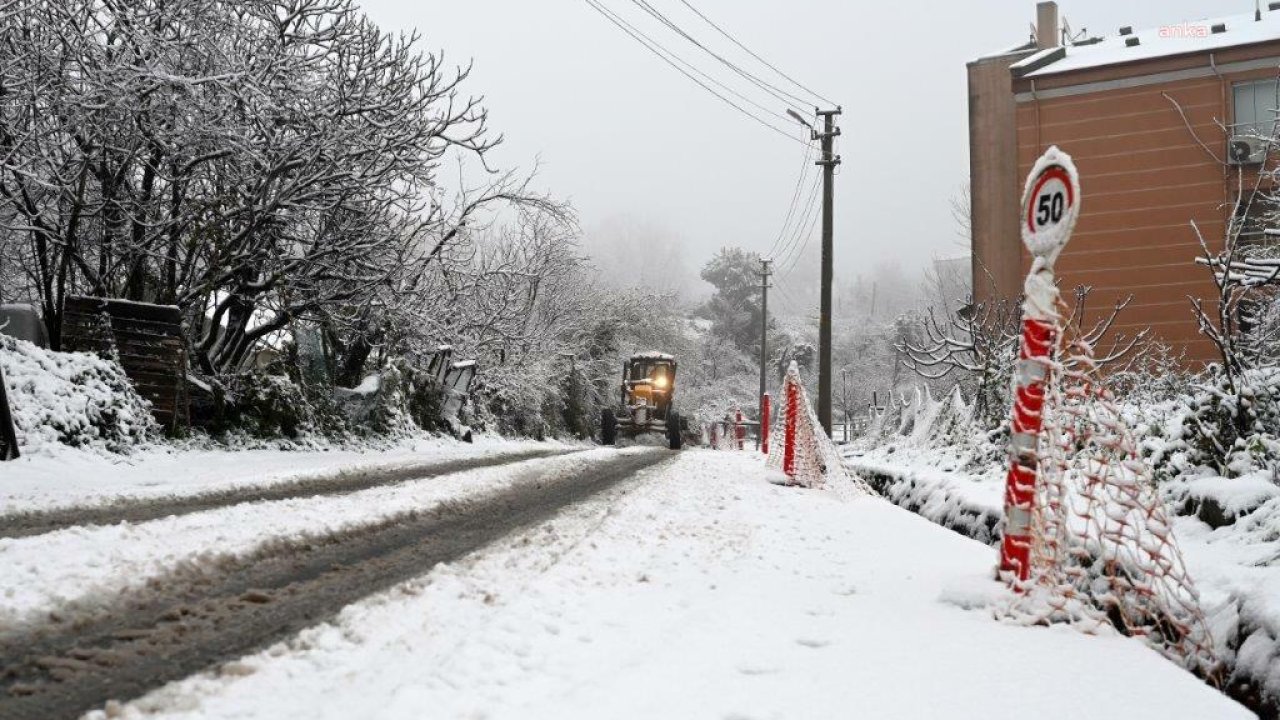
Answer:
[816,108,842,437]
[757,258,771,450]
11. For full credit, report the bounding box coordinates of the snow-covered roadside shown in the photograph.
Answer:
[96,450,1247,720]
[845,442,1280,712]
[0,434,568,514]
[0,448,637,633]
[846,450,1003,545]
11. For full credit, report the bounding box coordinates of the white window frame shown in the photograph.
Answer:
[1233,78,1280,139]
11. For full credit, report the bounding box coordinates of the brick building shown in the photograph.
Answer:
[969,2,1280,363]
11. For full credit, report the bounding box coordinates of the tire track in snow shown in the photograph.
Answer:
[0,446,576,539]
[0,448,673,720]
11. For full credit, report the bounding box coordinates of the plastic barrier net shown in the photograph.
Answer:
[708,420,741,451]
[997,303,1219,678]
[766,362,868,492]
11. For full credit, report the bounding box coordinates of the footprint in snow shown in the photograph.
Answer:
[736,663,780,676]
[795,637,830,649]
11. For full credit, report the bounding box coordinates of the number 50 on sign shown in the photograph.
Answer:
[1020,146,1081,267]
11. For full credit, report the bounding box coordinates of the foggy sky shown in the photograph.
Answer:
[358,0,1239,297]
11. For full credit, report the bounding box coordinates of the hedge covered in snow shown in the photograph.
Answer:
[845,373,1280,714]
[0,335,158,454]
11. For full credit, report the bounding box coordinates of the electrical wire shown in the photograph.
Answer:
[780,196,823,280]
[773,179,820,274]
[582,0,808,145]
[773,181,819,273]
[763,138,816,260]
[627,0,812,115]
[611,0,800,125]
[772,170,821,270]
[772,278,814,319]
[676,0,834,108]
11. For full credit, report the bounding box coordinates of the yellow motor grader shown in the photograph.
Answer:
[600,351,683,450]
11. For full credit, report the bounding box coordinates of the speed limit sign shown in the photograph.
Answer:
[1020,146,1080,267]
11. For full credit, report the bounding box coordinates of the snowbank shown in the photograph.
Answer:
[0,335,157,456]
[848,454,1003,545]
[845,391,1280,714]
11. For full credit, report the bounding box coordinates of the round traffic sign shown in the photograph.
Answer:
[1020,146,1080,266]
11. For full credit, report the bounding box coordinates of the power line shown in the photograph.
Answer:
[763,138,816,260]
[772,170,821,270]
[773,174,821,273]
[768,170,819,269]
[781,197,823,280]
[772,278,813,319]
[676,0,834,108]
[627,0,812,114]
[771,164,821,263]
[581,0,808,145]
[609,0,800,125]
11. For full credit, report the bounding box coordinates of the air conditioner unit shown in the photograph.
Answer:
[1228,136,1267,165]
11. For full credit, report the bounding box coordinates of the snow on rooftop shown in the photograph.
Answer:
[972,39,1039,63]
[631,350,675,361]
[1016,9,1280,78]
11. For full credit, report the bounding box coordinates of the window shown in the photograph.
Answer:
[1233,79,1280,138]
[1232,194,1280,254]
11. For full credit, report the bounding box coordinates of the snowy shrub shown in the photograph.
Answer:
[210,372,348,441]
[1179,366,1280,479]
[356,360,450,437]
[400,364,450,435]
[471,364,561,440]
[191,353,459,447]
[1109,342,1190,406]
[0,335,158,454]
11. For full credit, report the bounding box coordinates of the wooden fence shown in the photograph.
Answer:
[61,296,189,432]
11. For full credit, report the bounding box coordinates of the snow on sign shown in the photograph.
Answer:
[1020,146,1080,267]
[1001,146,1080,582]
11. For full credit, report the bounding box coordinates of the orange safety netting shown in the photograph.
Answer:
[998,313,1220,679]
[765,362,868,492]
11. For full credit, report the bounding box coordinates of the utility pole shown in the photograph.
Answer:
[815,108,842,437]
[757,258,772,451]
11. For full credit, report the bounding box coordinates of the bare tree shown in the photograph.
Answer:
[897,286,1145,427]
[896,295,1020,426]
[0,0,558,376]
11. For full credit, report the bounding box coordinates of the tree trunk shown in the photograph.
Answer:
[335,336,373,388]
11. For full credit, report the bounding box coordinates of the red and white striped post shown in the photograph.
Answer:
[735,408,745,450]
[760,393,771,455]
[782,378,798,479]
[999,146,1080,583]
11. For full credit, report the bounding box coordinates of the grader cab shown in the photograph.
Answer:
[600,351,684,450]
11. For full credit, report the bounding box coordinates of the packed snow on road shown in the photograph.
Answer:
[0,445,1244,719]
[3,1,1279,718]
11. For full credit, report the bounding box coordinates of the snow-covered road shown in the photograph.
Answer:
[91,449,1248,720]
[0,447,622,632]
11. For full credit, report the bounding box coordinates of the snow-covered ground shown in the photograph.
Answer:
[0,445,614,631]
[846,438,1280,710]
[0,434,566,514]
[93,450,1246,719]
